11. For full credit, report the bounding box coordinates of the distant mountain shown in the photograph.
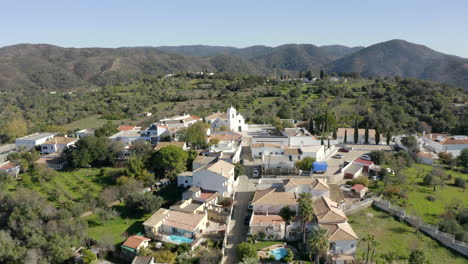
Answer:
[1,40,467,91]
[0,44,245,91]
[320,45,365,59]
[325,39,468,89]
[157,45,238,57]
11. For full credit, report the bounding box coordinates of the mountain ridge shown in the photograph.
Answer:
[1,39,467,91]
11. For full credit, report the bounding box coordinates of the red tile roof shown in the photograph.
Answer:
[118,125,140,131]
[351,184,367,191]
[353,158,373,166]
[122,235,150,249]
[0,162,18,170]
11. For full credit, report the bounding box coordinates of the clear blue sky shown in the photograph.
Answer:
[2,0,468,57]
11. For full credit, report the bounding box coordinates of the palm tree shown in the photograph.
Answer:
[298,193,314,244]
[308,227,329,264]
[279,206,295,240]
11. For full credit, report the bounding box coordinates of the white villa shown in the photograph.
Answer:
[422,133,468,157]
[177,160,237,197]
[41,137,78,154]
[15,132,56,151]
[159,114,202,130]
[208,131,243,163]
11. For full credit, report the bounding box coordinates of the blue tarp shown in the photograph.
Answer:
[312,161,328,172]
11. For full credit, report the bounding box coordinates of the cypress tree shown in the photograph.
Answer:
[309,117,315,134]
[320,137,324,145]
[364,123,369,144]
[327,138,331,149]
[375,127,381,145]
[386,130,391,145]
[354,118,359,144]
[332,130,337,140]
[320,69,324,79]
[344,129,348,143]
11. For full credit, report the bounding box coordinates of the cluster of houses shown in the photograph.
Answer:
[249,177,357,264]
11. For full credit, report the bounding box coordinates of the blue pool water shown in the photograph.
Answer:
[167,235,193,244]
[269,247,288,260]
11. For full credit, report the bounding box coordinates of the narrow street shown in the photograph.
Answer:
[223,175,255,264]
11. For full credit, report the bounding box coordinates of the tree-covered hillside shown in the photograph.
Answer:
[0,73,466,143]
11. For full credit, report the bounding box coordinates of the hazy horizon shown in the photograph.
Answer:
[2,0,468,57]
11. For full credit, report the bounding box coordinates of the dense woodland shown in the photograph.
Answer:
[0,73,466,143]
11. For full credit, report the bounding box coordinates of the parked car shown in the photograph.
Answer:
[360,154,372,161]
[333,154,343,159]
[248,201,253,210]
[253,170,259,178]
[244,211,252,225]
[339,148,350,153]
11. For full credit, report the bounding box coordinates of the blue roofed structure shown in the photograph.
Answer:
[312,161,328,172]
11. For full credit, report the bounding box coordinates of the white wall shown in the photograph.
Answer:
[193,169,235,197]
[333,240,357,256]
[252,204,298,215]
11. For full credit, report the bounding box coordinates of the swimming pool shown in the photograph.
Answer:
[167,235,193,244]
[269,247,288,260]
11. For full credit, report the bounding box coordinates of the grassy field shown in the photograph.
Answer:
[348,207,467,264]
[400,164,468,224]
[86,203,152,244]
[63,115,109,130]
[86,183,183,245]
[7,168,116,202]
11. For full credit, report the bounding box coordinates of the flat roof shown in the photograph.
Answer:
[0,144,17,153]
[246,125,285,137]
[16,132,55,141]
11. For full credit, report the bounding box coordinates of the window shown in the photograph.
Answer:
[185,180,188,183]
[351,243,355,248]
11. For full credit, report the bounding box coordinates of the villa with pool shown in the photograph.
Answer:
[143,208,209,246]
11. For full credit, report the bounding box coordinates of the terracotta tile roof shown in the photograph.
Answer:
[320,222,358,241]
[442,138,468,145]
[199,191,218,200]
[283,178,329,190]
[252,189,298,206]
[43,137,78,145]
[193,155,218,165]
[122,235,151,249]
[143,208,206,232]
[118,125,141,131]
[209,132,242,141]
[353,158,373,166]
[312,197,347,223]
[143,208,169,227]
[416,152,435,159]
[251,214,285,226]
[252,143,282,148]
[0,162,18,170]
[154,141,186,150]
[351,184,367,191]
[205,112,227,122]
[204,160,234,178]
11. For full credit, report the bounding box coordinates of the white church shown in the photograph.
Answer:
[205,106,248,132]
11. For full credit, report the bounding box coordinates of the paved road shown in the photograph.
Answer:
[223,175,255,264]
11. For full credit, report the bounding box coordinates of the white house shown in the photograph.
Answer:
[159,114,202,130]
[252,143,283,158]
[121,235,151,253]
[284,127,321,146]
[249,214,286,240]
[422,133,468,157]
[205,112,228,129]
[283,178,330,198]
[192,160,237,197]
[109,130,144,146]
[0,144,17,163]
[41,137,78,154]
[143,208,208,241]
[141,123,169,144]
[208,132,243,163]
[320,223,358,264]
[177,171,193,188]
[262,155,295,170]
[0,161,20,178]
[15,133,56,151]
[76,129,95,139]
